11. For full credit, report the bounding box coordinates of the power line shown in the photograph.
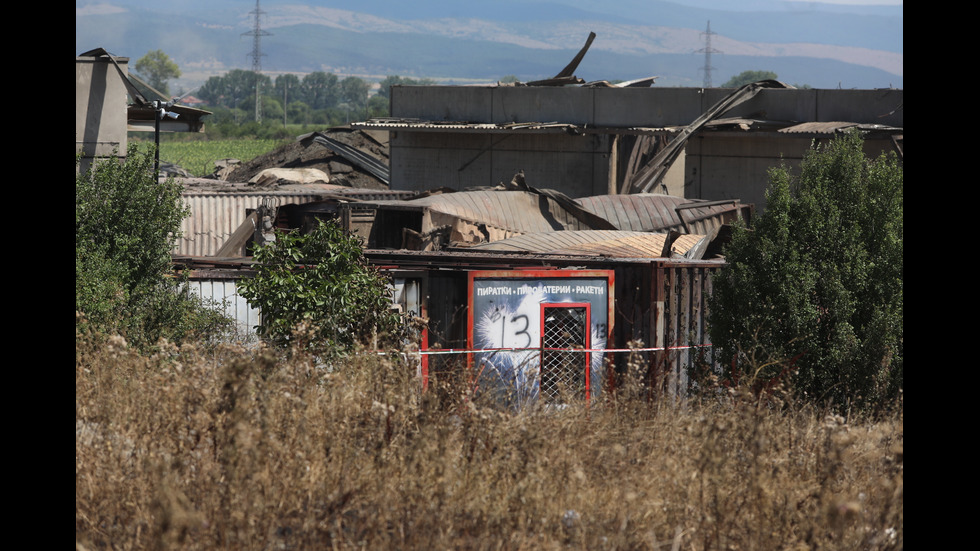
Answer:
[696,20,722,88]
[242,0,272,121]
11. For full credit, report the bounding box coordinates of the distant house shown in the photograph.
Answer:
[178,95,206,107]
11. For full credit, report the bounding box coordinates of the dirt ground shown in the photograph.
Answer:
[222,126,390,190]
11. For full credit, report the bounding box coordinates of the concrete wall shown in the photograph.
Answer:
[687,133,897,213]
[76,55,129,171]
[392,86,903,128]
[388,86,903,204]
[390,131,612,197]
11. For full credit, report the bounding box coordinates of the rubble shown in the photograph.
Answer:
[222,126,390,190]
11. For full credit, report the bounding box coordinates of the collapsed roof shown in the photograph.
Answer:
[257,186,751,259]
[462,230,710,259]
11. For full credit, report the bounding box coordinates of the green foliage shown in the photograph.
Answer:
[154,138,283,177]
[198,70,384,127]
[367,95,389,118]
[76,144,233,347]
[300,71,341,110]
[134,49,181,96]
[238,220,403,358]
[340,76,370,110]
[721,70,779,88]
[376,75,438,99]
[709,131,903,410]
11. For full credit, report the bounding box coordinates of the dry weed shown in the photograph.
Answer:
[76,332,902,550]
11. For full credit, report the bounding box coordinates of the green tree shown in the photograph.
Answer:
[367,94,389,118]
[286,100,311,124]
[275,74,302,124]
[238,220,403,358]
[239,95,284,122]
[302,71,341,110]
[340,76,370,111]
[721,70,778,88]
[274,73,301,102]
[134,50,181,96]
[377,75,437,99]
[198,69,272,111]
[709,131,903,410]
[76,145,232,347]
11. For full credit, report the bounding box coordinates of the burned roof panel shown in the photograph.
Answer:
[360,190,598,235]
[465,230,706,258]
[575,194,751,234]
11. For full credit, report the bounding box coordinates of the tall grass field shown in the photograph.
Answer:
[75,332,903,550]
[155,139,283,177]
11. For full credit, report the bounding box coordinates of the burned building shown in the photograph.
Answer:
[357,82,902,213]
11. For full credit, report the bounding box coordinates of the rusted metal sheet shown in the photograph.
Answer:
[357,190,603,238]
[775,121,904,134]
[466,230,706,259]
[629,79,792,194]
[575,194,750,235]
[180,189,418,257]
[525,31,595,87]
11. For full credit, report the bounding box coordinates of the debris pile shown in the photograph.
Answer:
[222,126,391,190]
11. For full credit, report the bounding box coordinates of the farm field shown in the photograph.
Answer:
[155,139,285,178]
[75,335,904,550]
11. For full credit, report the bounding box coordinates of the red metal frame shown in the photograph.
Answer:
[539,302,592,401]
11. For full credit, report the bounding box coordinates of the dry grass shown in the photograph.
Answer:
[76,333,903,550]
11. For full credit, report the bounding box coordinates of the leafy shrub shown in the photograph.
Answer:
[238,219,403,358]
[709,131,903,410]
[76,144,233,347]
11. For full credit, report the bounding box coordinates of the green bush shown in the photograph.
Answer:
[709,131,903,411]
[76,144,233,348]
[238,219,403,359]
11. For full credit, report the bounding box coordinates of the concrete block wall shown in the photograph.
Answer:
[388,85,902,202]
[76,55,130,172]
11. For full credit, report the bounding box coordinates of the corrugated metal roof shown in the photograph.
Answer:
[178,188,421,256]
[779,121,859,134]
[178,192,328,257]
[466,230,705,258]
[575,194,748,234]
[778,121,902,134]
[354,119,678,136]
[361,190,598,234]
[355,120,580,134]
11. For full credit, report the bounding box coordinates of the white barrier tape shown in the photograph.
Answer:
[375,344,712,356]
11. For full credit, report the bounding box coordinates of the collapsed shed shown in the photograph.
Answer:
[268,187,752,253]
[183,186,747,408]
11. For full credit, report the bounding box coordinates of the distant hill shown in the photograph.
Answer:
[75,0,903,92]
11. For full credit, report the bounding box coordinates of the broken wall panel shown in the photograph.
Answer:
[179,192,326,257]
[392,132,494,189]
[392,130,610,195]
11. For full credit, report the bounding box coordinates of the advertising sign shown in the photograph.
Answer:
[468,270,614,408]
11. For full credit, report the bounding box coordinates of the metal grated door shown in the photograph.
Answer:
[540,305,590,403]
